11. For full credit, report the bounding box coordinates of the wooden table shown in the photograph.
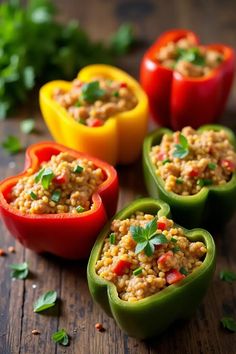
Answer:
[1,1,236,353]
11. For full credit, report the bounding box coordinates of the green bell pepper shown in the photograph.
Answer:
[143,124,236,228]
[87,198,215,339]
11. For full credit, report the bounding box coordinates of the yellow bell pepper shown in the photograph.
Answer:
[39,64,149,165]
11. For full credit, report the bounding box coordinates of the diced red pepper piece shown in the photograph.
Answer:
[188,168,199,177]
[157,221,167,231]
[166,269,185,284]
[120,82,127,88]
[157,151,165,161]
[112,259,131,276]
[53,172,69,185]
[87,118,104,127]
[157,250,173,265]
[221,159,235,172]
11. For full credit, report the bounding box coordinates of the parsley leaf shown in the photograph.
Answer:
[35,168,55,189]
[20,119,35,134]
[220,270,236,283]
[2,135,22,154]
[33,290,57,313]
[130,218,168,256]
[52,329,69,346]
[208,162,217,170]
[51,190,61,203]
[197,178,213,187]
[176,47,205,66]
[172,134,189,159]
[81,81,106,103]
[9,262,29,279]
[221,317,236,332]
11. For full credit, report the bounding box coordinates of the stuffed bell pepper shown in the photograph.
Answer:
[140,29,235,130]
[143,124,236,228]
[87,198,215,339]
[0,142,119,259]
[40,64,149,165]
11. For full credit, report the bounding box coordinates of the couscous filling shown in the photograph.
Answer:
[53,77,138,127]
[10,152,105,214]
[156,37,224,77]
[150,127,236,196]
[96,212,207,302]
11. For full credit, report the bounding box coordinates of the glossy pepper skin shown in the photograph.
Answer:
[143,124,236,228]
[0,142,119,259]
[140,29,235,130]
[40,64,149,165]
[87,198,215,339]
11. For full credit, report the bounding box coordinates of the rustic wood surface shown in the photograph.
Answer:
[1,0,236,353]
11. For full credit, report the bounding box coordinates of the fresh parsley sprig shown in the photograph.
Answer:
[220,270,236,283]
[52,329,69,346]
[172,134,189,159]
[130,218,168,256]
[33,290,57,313]
[81,81,106,103]
[221,317,236,332]
[9,262,29,279]
[176,47,205,66]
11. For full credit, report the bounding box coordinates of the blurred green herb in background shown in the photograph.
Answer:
[0,0,135,119]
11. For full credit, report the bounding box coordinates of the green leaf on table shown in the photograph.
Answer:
[52,329,69,346]
[221,317,236,332]
[9,262,29,279]
[130,218,168,256]
[20,119,35,134]
[220,270,236,283]
[172,134,189,159]
[81,81,106,103]
[34,290,57,313]
[2,135,22,154]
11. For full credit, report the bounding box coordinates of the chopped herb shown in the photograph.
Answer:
[35,168,45,183]
[179,267,188,276]
[162,159,171,165]
[176,178,184,184]
[109,233,116,245]
[51,190,61,203]
[130,218,168,256]
[20,119,35,134]
[33,290,57,313]
[9,262,28,279]
[29,191,37,200]
[41,168,55,190]
[76,205,85,213]
[176,47,205,66]
[220,270,236,283]
[81,81,106,103]
[73,165,83,173]
[221,317,236,332]
[171,237,178,243]
[113,91,119,97]
[52,329,69,346]
[2,135,22,154]
[79,118,86,125]
[172,246,180,253]
[172,134,189,159]
[133,267,143,276]
[75,100,82,107]
[208,162,217,170]
[197,178,213,187]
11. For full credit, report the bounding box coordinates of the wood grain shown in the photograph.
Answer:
[1,0,236,353]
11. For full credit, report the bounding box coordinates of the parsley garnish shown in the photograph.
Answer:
[172,246,180,253]
[73,165,83,173]
[9,262,29,279]
[52,329,69,346]
[133,267,143,276]
[2,135,22,154]
[180,267,188,276]
[172,134,189,159]
[171,237,177,243]
[29,191,37,200]
[109,233,116,245]
[113,91,119,97]
[33,290,57,313]
[221,317,236,332]
[208,162,217,170]
[75,100,82,107]
[220,270,236,283]
[76,205,85,213]
[176,47,205,66]
[176,178,184,184]
[197,178,213,187]
[162,159,171,165]
[130,218,168,256]
[81,81,106,103]
[35,168,55,189]
[20,119,35,134]
[51,190,61,203]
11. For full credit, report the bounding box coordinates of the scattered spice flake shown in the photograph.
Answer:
[0,249,6,256]
[8,246,16,253]
[95,323,105,332]
[32,329,40,335]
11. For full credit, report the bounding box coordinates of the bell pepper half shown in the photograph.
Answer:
[39,64,149,165]
[143,124,236,228]
[140,29,235,130]
[87,198,215,339]
[0,142,119,259]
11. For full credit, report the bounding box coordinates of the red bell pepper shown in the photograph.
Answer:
[112,259,131,276]
[140,29,235,130]
[0,142,119,259]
